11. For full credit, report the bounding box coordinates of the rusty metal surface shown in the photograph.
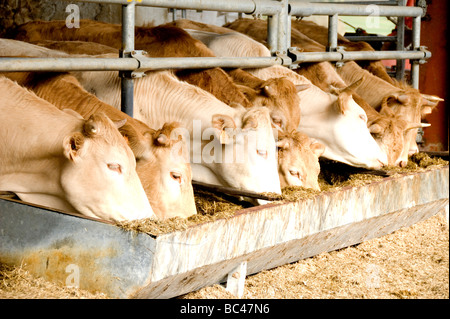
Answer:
[0,199,156,297]
[1,167,448,298]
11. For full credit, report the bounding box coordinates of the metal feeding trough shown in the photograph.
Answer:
[0,166,448,298]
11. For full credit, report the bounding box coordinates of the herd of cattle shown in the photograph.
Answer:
[0,18,443,223]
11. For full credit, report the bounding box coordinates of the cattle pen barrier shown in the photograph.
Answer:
[0,0,429,117]
[1,0,447,299]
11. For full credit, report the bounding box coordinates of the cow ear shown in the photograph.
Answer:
[212,114,236,144]
[310,142,325,158]
[336,93,351,115]
[276,139,290,150]
[114,118,127,129]
[378,104,395,117]
[295,84,310,92]
[270,111,286,130]
[397,94,410,104]
[422,106,433,116]
[63,132,85,162]
[236,84,258,100]
[242,114,258,130]
[369,123,383,135]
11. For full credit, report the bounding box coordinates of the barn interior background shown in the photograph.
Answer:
[0,0,448,299]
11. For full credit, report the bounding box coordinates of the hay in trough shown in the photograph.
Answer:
[117,189,245,236]
[0,263,107,299]
[116,153,448,236]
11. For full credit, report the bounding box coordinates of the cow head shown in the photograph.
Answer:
[380,88,440,166]
[301,78,388,169]
[60,113,155,222]
[368,106,430,167]
[193,106,281,204]
[237,77,308,132]
[136,122,197,220]
[276,130,325,190]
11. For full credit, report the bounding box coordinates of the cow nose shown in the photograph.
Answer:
[398,160,408,168]
[377,158,387,168]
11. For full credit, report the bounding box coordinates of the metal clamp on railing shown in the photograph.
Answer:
[130,50,149,78]
[333,46,346,68]
[275,50,292,67]
[118,49,134,80]
[417,46,432,64]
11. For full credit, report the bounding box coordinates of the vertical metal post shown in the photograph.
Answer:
[267,14,279,54]
[277,0,289,53]
[286,11,291,49]
[411,15,421,89]
[120,2,135,117]
[327,13,338,52]
[172,8,177,21]
[395,0,406,82]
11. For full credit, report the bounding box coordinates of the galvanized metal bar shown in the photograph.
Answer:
[135,56,281,71]
[287,10,291,49]
[341,50,427,61]
[0,57,139,72]
[288,49,427,64]
[120,2,135,117]
[395,0,406,82]
[277,0,289,53]
[289,1,424,17]
[327,13,339,52]
[412,15,422,49]
[0,56,281,72]
[172,8,177,21]
[411,15,422,89]
[267,14,279,54]
[0,49,430,72]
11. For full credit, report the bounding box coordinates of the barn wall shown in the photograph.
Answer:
[419,0,449,152]
[0,0,240,36]
[0,0,120,36]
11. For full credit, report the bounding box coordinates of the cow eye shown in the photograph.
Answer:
[107,163,122,174]
[289,169,301,180]
[257,150,268,159]
[170,171,182,184]
[359,114,367,122]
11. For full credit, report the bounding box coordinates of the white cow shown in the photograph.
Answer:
[0,39,197,220]
[0,76,155,222]
[75,69,282,203]
[186,30,388,169]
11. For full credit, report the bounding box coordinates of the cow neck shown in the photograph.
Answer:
[133,70,236,132]
[0,78,84,201]
[338,61,401,108]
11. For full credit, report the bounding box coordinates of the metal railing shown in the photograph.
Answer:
[289,0,427,88]
[0,0,429,116]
